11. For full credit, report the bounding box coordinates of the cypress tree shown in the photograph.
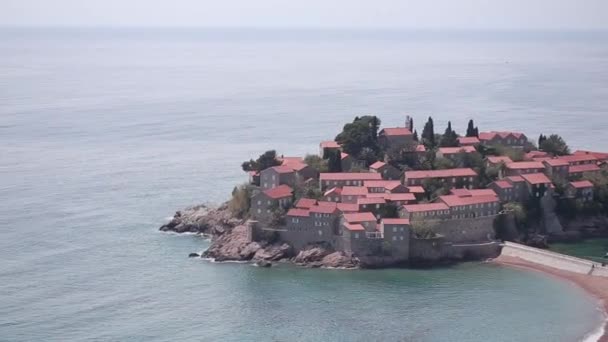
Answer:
[422,116,435,148]
[409,117,414,131]
[413,130,419,141]
[466,119,475,137]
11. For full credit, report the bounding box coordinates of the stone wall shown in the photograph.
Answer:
[409,236,445,261]
[433,216,496,244]
[500,241,608,277]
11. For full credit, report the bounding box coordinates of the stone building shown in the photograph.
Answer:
[400,203,451,221]
[341,186,369,203]
[569,164,601,179]
[486,155,512,168]
[521,173,552,198]
[404,168,477,187]
[543,159,569,181]
[436,146,478,163]
[322,187,342,202]
[457,136,480,146]
[488,180,515,202]
[319,172,382,190]
[478,131,529,148]
[378,127,414,150]
[504,161,545,176]
[260,165,296,190]
[566,180,594,202]
[319,140,340,158]
[250,185,293,222]
[369,161,402,180]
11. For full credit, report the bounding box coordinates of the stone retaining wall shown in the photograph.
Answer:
[501,241,608,277]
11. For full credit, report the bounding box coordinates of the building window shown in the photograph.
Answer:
[257,200,261,205]
[392,236,397,241]
[393,227,397,232]
[257,209,261,214]
[318,230,323,236]
[354,233,359,239]
[400,236,404,240]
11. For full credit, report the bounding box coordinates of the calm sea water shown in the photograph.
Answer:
[1,28,607,341]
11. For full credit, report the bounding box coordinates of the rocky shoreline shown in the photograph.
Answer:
[160,204,360,268]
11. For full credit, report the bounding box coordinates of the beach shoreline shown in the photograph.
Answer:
[492,255,608,342]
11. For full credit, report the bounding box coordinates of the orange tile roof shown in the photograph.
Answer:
[438,146,477,154]
[320,140,340,148]
[479,131,525,140]
[487,156,513,164]
[569,164,600,174]
[267,165,296,174]
[323,187,342,196]
[320,173,383,181]
[449,188,496,197]
[343,223,365,231]
[386,193,416,202]
[382,218,410,225]
[521,173,552,185]
[295,198,317,209]
[439,194,498,207]
[316,201,338,207]
[525,151,548,160]
[507,175,525,183]
[263,185,293,199]
[405,168,477,179]
[369,161,386,169]
[343,212,377,223]
[341,186,369,196]
[287,208,310,217]
[570,180,594,189]
[381,127,412,136]
[403,203,449,212]
[506,161,544,170]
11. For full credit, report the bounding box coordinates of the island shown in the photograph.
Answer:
[160,115,608,270]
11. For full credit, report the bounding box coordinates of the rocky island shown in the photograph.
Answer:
[160,115,608,269]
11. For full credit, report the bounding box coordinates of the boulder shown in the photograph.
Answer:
[202,225,252,261]
[255,260,272,268]
[188,252,200,258]
[293,246,331,264]
[321,252,359,269]
[159,203,243,234]
[253,243,293,261]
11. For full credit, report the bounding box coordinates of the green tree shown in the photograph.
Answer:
[466,119,478,137]
[241,150,282,172]
[379,203,399,218]
[538,134,546,148]
[335,115,382,158]
[409,117,414,131]
[540,134,570,156]
[304,154,328,173]
[327,149,343,173]
[229,184,252,218]
[421,116,436,149]
[439,121,459,147]
[413,129,419,141]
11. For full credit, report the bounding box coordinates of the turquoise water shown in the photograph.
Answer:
[550,239,608,263]
[1,28,608,341]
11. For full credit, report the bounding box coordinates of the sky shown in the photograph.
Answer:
[2,0,608,30]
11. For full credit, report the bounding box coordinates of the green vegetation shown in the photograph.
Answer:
[439,121,458,147]
[378,203,399,218]
[549,239,608,263]
[241,150,282,172]
[539,134,570,156]
[466,119,479,137]
[229,184,253,218]
[421,116,436,149]
[326,149,343,172]
[335,115,382,164]
[304,154,328,173]
[411,221,438,239]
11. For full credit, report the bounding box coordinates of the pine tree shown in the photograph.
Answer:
[409,117,414,131]
[440,121,459,147]
[466,119,475,137]
[413,130,419,141]
[538,134,547,148]
[422,116,435,148]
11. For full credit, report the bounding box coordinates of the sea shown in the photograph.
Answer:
[1,27,608,341]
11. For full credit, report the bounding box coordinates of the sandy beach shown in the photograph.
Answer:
[493,255,608,342]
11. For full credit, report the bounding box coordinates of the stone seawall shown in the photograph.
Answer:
[500,241,608,277]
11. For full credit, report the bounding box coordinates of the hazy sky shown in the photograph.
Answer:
[2,0,608,30]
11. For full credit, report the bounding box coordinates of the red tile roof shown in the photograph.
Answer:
[320,173,383,181]
[449,188,497,197]
[506,161,544,170]
[569,164,600,174]
[343,212,377,223]
[458,136,480,145]
[406,186,425,193]
[507,175,525,183]
[320,140,340,149]
[364,180,402,189]
[341,186,369,196]
[382,218,410,225]
[386,193,416,202]
[369,161,386,169]
[532,157,552,162]
[337,203,359,212]
[525,151,548,160]
[310,204,338,214]
[438,146,477,154]
[295,198,317,209]
[263,185,293,199]
[543,158,569,167]
[323,187,342,196]
[357,197,386,205]
[560,154,598,164]
[343,223,365,231]
[380,127,412,136]
[267,165,296,174]
[403,203,449,212]
[574,150,608,161]
[492,180,513,189]
[439,194,498,207]
[286,208,309,217]
[570,180,594,189]
[479,131,525,141]
[316,201,338,207]
[415,145,426,152]
[521,173,552,185]
[487,156,513,164]
[405,168,477,179]
[340,152,350,160]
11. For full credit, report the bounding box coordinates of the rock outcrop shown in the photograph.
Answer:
[159,203,241,234]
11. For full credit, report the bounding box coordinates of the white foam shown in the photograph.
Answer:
[581,302,607,342]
